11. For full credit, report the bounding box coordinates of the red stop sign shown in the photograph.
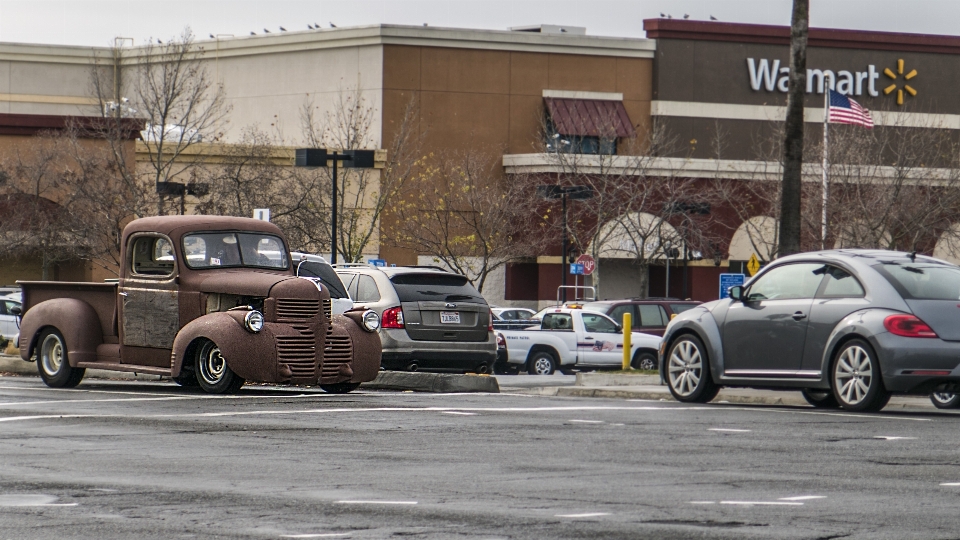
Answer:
[576,254,596,275]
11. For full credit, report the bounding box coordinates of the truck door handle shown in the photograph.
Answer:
[584,336,593,340]
[792,311,806,320]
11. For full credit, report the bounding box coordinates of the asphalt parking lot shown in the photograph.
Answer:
[2,376,960,539]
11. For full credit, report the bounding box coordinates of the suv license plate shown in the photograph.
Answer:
[440,311,461,324]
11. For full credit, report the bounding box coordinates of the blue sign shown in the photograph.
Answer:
[719,273,746,299]
[569,263,584,275]
[369,258,387,267]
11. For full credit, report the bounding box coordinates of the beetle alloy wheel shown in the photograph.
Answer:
[40,332,64,376]
[668,340,702,397]
[198,342,227,385]
[834,345,873,406]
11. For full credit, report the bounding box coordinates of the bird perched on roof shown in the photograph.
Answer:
[710,15,718,20]
[660,12,665,17]
[683,14,689,19]
[307,24,314,29]
[209,34,215,39]
[250,31,256,35]
[157,38,163,44]
[279,26,286,31]
[263,28,270,33]
[329,22,337,28]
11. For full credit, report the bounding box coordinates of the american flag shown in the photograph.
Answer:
[827,90,874,128]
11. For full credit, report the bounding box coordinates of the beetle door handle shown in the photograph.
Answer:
[792,311,806,320]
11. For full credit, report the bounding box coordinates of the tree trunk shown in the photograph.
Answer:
[637,262,650,299]
[778,0,809,257]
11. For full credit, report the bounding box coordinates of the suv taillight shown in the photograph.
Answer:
[382,306,405,329]
[488,309,494,332]
[883,314,937,338]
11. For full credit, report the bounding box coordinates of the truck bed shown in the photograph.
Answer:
[18,281,119,338]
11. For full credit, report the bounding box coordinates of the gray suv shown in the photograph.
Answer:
[335,265,497,373]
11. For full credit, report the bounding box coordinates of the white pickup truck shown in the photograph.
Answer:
[497,307,661,375]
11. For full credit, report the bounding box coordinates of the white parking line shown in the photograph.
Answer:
[441,411,477,416]
[939,482,960,486]
[280,534,350,538]
[720,501,804,506]
[336,500,417,505]
[0,403,938,424]
[779,496,826,501]
[568,419,604,424]
[709,428,751,432]
[555,512,610,518]
[874,436,917,440]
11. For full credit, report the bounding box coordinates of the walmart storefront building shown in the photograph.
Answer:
[2,20,960,307]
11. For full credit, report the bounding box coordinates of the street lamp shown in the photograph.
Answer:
[295,148,376,265]
[537,185,594,302]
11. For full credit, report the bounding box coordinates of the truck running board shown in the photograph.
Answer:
[75,362,172,376]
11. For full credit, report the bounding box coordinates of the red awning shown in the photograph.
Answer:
[544,98,636,138]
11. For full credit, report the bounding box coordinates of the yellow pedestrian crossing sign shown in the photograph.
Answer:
[746,254,761,276]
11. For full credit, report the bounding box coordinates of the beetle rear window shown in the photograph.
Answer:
[183,232,288,270]
[874,262,960,300]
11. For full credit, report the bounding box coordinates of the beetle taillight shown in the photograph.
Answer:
[883,314,937,338]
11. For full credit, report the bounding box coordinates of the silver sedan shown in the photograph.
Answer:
[660,250,960,412]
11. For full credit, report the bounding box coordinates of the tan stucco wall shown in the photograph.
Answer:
[379,44,653,264]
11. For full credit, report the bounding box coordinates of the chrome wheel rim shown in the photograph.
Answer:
[932,392,956,405]
[638,356,656,371]
[668,340,702,397]
[834,345,873,406]
[199,343,226,385]
[532,356,553,375]
[40,334,63,376]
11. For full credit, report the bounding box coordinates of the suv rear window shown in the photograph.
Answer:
[390,273,485,303]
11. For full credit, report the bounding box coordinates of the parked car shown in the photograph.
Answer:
[582,298,701,337]
[491,306,540,330]
[661,249,960,412]
[290,252,353,315]
[498,306,661,374]
[334,265,497,373]
[0,296,20,346]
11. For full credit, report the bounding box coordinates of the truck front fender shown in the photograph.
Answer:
[172,312,291,383]
[19,298,103,365]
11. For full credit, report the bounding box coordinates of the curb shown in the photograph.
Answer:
[574,372,661,387]
[362,371,500,393]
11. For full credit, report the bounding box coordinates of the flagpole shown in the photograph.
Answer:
[821,89,829,250]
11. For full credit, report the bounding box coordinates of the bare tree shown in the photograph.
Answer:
[91,29,229,216]
[297,89,423,262]
[390,148,542,293]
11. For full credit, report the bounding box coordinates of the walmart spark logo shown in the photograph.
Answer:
[883,59,917,106]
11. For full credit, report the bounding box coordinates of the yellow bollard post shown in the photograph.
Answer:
[622,312,632,370]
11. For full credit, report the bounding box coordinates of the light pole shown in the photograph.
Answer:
[664,240,672,298]
[537,185,594,302]
[295,148,376,264]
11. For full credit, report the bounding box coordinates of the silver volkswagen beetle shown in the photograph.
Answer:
[660,250,960,412]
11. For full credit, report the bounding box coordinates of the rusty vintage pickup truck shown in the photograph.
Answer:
[17,215,382,394]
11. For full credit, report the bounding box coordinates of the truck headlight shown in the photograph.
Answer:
[244,310,264,333]
[361,310,381,332]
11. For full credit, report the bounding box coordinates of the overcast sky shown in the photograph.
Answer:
[0,0,955,48]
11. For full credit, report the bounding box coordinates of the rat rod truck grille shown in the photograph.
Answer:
[275,298,322,379]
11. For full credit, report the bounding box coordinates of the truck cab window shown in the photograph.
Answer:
[130,236,175,276]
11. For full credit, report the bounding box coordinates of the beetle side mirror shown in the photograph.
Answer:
[10,306,21,317]
[729,286,744,302]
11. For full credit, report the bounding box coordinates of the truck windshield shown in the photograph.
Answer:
[183,232,289,270]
